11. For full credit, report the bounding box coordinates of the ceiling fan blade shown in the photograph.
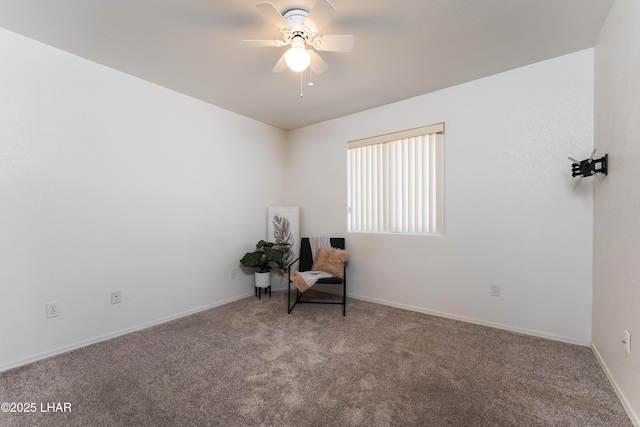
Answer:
[272,54,287,72]
[312,35,354,52]
[242,39,285,47]
[309,51,328,75]
[256,2,289,31]
[305,0,336,33]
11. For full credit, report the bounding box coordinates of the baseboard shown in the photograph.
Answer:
[591,343,640,426]
[348,293,591,347]
[0,293,252,373]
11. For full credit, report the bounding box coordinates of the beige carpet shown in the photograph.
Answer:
[0,290,631,426]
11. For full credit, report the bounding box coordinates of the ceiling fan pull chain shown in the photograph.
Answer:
[300,71,304,98]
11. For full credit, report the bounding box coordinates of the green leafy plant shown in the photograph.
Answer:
[240,240,290,273]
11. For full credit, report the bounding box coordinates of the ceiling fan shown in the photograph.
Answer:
[243,0,354,75]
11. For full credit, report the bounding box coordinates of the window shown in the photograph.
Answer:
[347,123,444,234]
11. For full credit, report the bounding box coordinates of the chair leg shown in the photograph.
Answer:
[343,282,346,316]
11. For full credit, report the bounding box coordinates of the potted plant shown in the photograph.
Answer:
[240,240,290,288]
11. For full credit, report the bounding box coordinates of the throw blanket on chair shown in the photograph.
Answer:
[290,270,334,293]
[309,236,330,261]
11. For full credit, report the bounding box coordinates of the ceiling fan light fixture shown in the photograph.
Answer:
[284,36,311,72]
[245,0,352,81]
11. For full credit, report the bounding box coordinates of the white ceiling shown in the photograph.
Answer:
[0,0,613,131]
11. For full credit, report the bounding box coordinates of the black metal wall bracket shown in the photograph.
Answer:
[569,150,608,178]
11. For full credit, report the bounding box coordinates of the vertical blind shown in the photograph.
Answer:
[347,123,444,234]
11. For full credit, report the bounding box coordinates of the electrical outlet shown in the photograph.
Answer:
[230,268,237,279]
[46,302,60,318]
[490,284,500,297]
[623,330,631,355]
[111,291,122,304]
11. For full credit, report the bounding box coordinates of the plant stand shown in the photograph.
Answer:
[255,284,271,299]
[254,272,271,299]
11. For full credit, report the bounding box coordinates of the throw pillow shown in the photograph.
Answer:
[312,246,350,278]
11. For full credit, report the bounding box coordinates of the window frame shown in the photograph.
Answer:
[347,123,445,235]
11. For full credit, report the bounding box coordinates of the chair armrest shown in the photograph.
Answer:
[287,257,301,281]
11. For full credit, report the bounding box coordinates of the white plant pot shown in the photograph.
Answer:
[254,272,271,288]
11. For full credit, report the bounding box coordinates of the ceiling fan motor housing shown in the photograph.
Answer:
[283,8,314,35]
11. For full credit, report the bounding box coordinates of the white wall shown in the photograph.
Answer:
[0,28,287,369]
[593,0,640,423]
[287,50,594,344]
